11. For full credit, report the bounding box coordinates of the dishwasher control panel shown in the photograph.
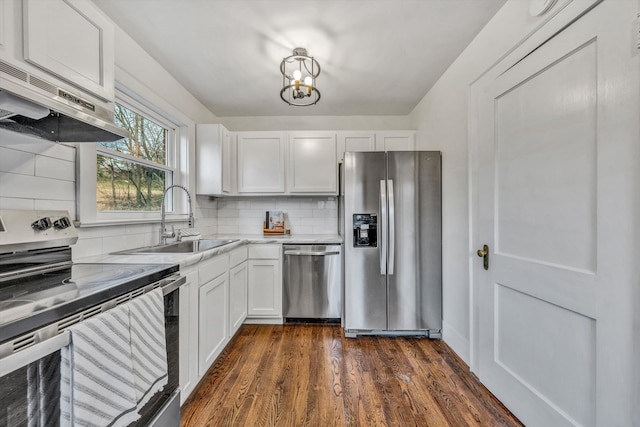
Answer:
[353,214,377,247]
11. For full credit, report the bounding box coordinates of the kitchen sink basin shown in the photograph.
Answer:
[114,239,239,255]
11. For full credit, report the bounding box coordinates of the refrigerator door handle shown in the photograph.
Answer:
[380,179,387,275]
[388,179,395,275]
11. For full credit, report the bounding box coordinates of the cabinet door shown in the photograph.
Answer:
[375,131,416,151]
[196,124,233,195]
[221,128,233,193]
[23,0,114,101]
[337,132,376,161]
[237,132,285,193]
[247,259,282,317]
[198,273,229,376]
[179,269,198,403]
[229,261,248,335]
[288,132,337,194]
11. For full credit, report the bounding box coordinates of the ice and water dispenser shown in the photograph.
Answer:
[352,214,377,247]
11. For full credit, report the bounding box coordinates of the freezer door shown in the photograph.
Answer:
[387,151,442,331]
[344,151,387,330]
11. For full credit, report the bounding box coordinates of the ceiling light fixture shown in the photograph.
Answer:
[280,47,321,106]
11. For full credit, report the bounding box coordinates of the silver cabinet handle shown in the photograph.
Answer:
[284,251,340,256]
[380,180,387,275]
[388,179,395,276]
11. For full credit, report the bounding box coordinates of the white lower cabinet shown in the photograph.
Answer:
[247,244,282,321]
[229,261,248,335]
[179,269,198,403]
[198,272,229,376]
[179,243,283,403]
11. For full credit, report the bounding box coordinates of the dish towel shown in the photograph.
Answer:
[60,304,139,427]
[27,352,60,427]
[128,288,168,411]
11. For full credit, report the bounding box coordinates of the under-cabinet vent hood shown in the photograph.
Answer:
[0,59,129,143]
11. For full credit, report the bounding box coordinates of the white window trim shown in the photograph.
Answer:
[76,85,193,227]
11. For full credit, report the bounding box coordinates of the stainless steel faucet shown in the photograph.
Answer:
[159,184,194,245]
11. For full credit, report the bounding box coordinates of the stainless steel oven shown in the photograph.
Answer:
[0,210,183,426]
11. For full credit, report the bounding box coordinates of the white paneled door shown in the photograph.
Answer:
[473,1,639,426]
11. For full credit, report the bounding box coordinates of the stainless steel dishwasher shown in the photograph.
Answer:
[283,244,342,322]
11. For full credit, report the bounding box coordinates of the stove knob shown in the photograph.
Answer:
[31,217,53,231]
[54,217,72,230]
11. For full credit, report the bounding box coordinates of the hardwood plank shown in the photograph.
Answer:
[181,325,523,427]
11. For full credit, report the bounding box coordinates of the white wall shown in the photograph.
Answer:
[409,0,570,363]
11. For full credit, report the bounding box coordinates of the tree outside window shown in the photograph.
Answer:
[96,104,174,211]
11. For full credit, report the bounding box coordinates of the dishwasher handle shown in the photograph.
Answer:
[284,250,340,256]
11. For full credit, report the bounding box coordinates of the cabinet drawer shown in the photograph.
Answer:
[229,246,248,267]
[199,255,229,285]
[248,244,281,260]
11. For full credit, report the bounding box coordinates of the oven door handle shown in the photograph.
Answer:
[161,274,186,296]
[0,331,70,377]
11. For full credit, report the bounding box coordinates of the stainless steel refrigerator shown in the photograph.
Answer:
[343,151,442,338]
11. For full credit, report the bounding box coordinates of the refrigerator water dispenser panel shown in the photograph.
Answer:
[353,214,377,247]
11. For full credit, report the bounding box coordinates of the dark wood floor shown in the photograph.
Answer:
[181,324,522,427]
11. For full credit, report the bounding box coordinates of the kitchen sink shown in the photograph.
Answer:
[113,239,239,255]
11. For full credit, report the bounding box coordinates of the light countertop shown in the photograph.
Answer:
[75,234,343,269]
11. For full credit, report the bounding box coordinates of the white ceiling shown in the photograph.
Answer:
[93,0,506,117]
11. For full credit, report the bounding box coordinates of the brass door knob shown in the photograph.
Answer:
[477,244,489,270]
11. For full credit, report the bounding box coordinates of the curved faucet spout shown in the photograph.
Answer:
[160,184,194,245]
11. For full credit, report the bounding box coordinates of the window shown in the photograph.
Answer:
[96,103,174,211]
[76,89,190,226]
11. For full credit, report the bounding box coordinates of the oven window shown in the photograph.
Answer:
[0,351,62,427]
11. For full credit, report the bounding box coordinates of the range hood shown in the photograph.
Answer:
[0,59,129,143]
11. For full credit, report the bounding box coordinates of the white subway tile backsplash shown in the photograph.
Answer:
[34,199,76,218]
[125,223,156,235]
[312,209,332,218]
[72,237,104,261]
[285,209,313,219]
[218,224,239,234]
[211,195,338,234]
[291,225,314,234]
[2,139,75,162]
[238,209,263,219]
[0,147,35,175]
[217,208,239,218]
[102,233,148,254]
[76,225,128,239]
[275,199,300,209]
[0,197,35,210]
[0,172,74,201]
[35,156,75,181]
[249,199,277,210]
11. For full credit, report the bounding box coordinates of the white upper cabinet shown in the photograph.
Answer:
[237,132,285,193]
[196,124,233,195]
[22,0,115,101]
[288,132,337,194]
[337,131,376,162]
[375,131,416,151]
